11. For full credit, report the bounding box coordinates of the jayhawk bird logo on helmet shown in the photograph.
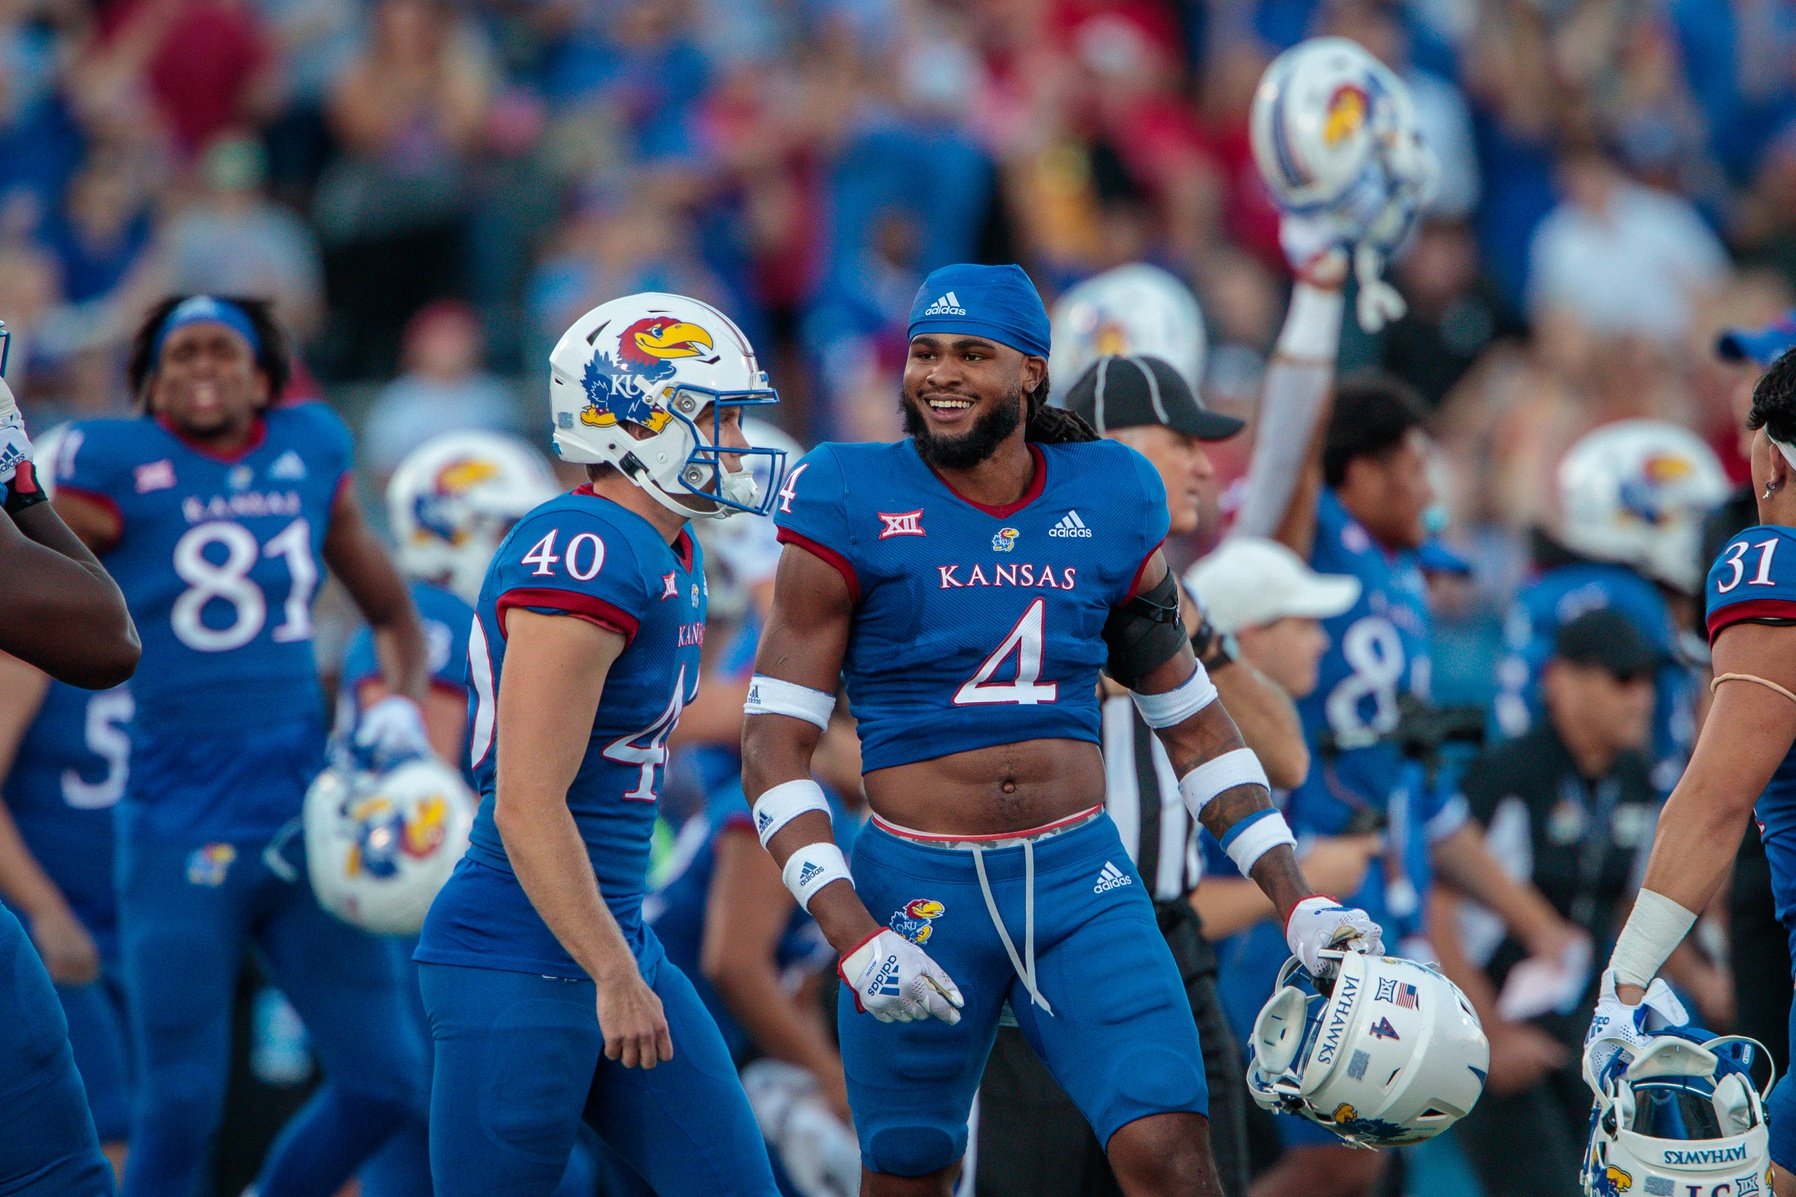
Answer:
[580,317,718,432]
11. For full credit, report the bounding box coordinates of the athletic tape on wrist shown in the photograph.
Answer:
[1221,808,1297,876]
[1610,888,1697,990]
[751,778,830,848]
[781,841,853,913]
[1176,748,1269,818]
[1131,663,1219,729]
[1275,283,1345,362]
[744,674,834,731]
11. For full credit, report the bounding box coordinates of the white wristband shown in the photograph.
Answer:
[1223,809,1297,876]
[1131,663,1219,729]
[1610,889,1698,990]
[781,841,853,913]
[744,674,834,731]
[752,778,830,848]
[1176,748,1269,818]
[1275,282,1345,361]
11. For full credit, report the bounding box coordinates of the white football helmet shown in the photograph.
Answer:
[1556,420,1730,594]
[388,431,558,604]
[1250,37,1425,221]
[548,292,787,521]
[1582,1031,1774,1197]
[1048,264,1207,403]
[1247,952,1489,1147]
[303,758,477,936]
[695,420,805,623]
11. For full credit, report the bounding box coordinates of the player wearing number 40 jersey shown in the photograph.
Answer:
[743,264,1383,1197]
[52,296,435,1197]
[415,292,786,1196]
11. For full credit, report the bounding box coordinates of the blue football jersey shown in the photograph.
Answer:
[772,439,1167,772]
[56,405,351,840]
[336,579,474,778]
[3,681,133,957]
[1494,560,1692,792]
[416,486,707,978]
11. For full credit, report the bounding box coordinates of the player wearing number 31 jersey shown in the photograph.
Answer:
[743,264,1382,1197]
[53,296,434,1197]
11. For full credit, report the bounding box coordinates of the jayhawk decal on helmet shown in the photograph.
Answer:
[580,317,717,432]
[413,457,501,545]
[1328,1103,1419,1146]
[1591,1165,1632,1197]
[891,898,946,945]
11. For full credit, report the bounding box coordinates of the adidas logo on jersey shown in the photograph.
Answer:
[270,451,307,480]
[1093,861,1133,893]
[922,291,967,317]
[1049,510,1093,538]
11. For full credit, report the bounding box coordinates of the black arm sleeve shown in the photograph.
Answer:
[1101,569,1187,690]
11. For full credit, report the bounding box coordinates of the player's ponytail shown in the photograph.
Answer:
[1023,372,1100,445]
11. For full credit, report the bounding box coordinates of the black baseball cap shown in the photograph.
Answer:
[1552,609,1662,680]
[1064,355,1245,441]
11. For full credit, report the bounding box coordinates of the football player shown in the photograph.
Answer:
[413,292,786,1196]
[743,261,1383,1197]
[0,321,137,1196]
[1587,347,1796,1197]
[52,295,434,1197]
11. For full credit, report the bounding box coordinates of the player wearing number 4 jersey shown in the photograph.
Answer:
[743,264,1383,1197]
[415,292,784,1196]
[53,296,435,1197]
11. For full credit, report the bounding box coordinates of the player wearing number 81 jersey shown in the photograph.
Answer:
[53,296,434,1197]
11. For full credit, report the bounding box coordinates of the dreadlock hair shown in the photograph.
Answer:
[1747,347,1796,450]
[127,296,291,408]
[1023,368,1101,444]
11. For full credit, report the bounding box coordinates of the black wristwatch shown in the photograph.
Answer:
[1200,631,1239,672]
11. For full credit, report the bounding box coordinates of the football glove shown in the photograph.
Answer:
[838,928,964,1025]
[0,377,33,490]
[353,695,432,768]
[1285,895,1384,979]
[1585,968,1690,1078]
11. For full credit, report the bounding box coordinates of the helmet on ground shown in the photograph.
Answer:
[1556,420,1730,594]
[1250,37,1424,221]
[1246,952,1488,1147]
[388,430,558,604]
[303,757,476,935]
[548,292,787,521]
[1582,1030,1774,1197]
[1048,264,1208,403]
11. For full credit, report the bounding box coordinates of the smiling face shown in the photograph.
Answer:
[900,335,1043,470]
[148,322,269,438]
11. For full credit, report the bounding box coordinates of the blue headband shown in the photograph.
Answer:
[907,263,1050,360]
[152,296,262,362]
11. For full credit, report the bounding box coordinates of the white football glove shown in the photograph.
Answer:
[1585,968,1690,1078]
[838,929,964,1025]
[1285,895,1384,979]
[0,377,33,490]
[354,695,432,766]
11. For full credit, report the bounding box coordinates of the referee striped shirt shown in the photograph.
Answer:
[1100,694,1202,901]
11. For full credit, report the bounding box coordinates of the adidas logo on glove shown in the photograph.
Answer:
[869,953,902,997]
[922,291,967,317]
[1093,861,1133,893]
[1049,510,1093,538]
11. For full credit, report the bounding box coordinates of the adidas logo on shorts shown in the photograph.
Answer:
[1049,510,1093,538]
[922,291,967,317]
[1093,861,1133,893]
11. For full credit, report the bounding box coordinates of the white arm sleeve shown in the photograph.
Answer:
[1229,286,1343,541]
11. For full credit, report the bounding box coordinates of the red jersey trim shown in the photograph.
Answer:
[923,443,1048,518]
[1708,599,1796,645]
[1125,539,1166,602]
[776,528,861,601]
[153,414,269,463]
[497,588,640,645]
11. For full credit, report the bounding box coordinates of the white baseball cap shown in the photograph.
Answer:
[1183,537,1361,634]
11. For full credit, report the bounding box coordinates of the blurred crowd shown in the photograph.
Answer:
[8,0,1796,677]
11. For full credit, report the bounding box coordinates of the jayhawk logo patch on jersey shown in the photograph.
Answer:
[891,898,945,945]
[580,316,718,432]
[186,843,237,887]
[992,526,1020,553]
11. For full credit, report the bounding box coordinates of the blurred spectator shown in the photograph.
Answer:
[361,301,523,477]
[43,155,154,307]
[313,0,492,377]
[155,133,324,339]
[1381,218,1526,409]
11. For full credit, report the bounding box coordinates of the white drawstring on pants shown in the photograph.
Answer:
[971,840,1053,1015]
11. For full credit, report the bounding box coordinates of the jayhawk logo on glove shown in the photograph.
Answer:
[891,899,945,945]
[580,317,717,432]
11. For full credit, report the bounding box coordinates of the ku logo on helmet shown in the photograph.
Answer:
[415,457,502,545]
[580,317,719,432]
[1322,83,1369,146]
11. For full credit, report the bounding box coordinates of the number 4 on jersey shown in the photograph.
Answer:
[955,598,1058,706]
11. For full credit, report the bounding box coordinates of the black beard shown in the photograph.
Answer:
[902,384,1025,470]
